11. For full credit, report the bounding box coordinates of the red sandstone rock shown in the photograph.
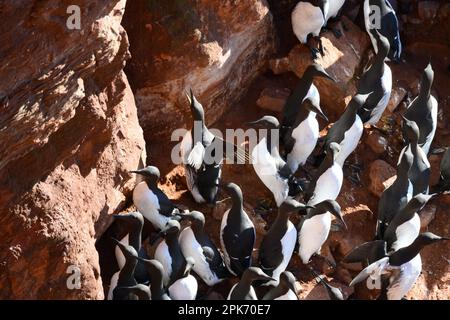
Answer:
[256,87,291,112]
[287,16,370,119]
[0,1,146,299]
[122,0,276,140]
[368,160,397,197]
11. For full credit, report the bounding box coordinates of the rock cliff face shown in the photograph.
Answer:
[0,1,146,299]
[122,0,276,141]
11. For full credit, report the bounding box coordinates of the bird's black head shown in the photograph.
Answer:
[242,267,275,283]
[111,238,138,260]
[416,232,450,247]
[401,116,420,143]
[186,88,205,122]
[305,63,335,82]
[112,211,144,229]
[279,271,298,293]
[279,198,314,216]
[223,182,244,202]
[420,63,434,98]
[247,116,280,130]
[180,210,206,230]
[159,220,181,238]
[348,93,371,112]
[406,193,437,214]
[303,98,328,122]
[311,200,347,230]
[129,166,160,185]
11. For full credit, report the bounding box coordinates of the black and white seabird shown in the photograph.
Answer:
[109,239,138,300]
[323,93,369,167]
[298,200,346,264]
[282,64,335,138]
[383,193,437,251]
[111,212,149,285]
[220,183,255,277]
[130,166,181,230]
[258,198,312,285]
[364,0,402,62]
[432,147,450,193]
[135,258,171,300]
[283,97,328,174]
[179,211,229,286]
[167,256,198,300]
[180,89,246,205]
[310,269,344,300]
[356,31,392,125]
[227,267,274,300]
[248,116,300,207]
[291,0,330,59]
[404,63,438,155]
[349,232,449,300]
[401,117,431,196]
[304,142,343,204]
[154,220,186,287]
[376,146,413,239]
[262,271,298,300]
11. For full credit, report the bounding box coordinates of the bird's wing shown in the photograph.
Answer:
[187,141,205,170]
[350,257,390,287]
[343,240,387,264]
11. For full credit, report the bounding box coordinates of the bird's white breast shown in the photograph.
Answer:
[391,214,421,251]
[269,221,297,286]
[252,138,288,207]
[325,0,346,21]
[298,212,331,264]
[387,254,422,300]
[133,181,169,230]
[309,164,343,205]
[168,274,198,300]
[154,241,172,286]
[335,115,364,167]
[288,112,319,173]
[292,2,326,43]
[422,95,438,155]
[179,227,221,286]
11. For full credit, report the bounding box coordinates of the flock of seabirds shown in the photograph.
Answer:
[106,0,450,300]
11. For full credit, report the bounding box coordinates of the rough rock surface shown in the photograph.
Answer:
[368,160,397,197]
[287,17,370,118]
[122,0,276,141]
[0,1,146,299]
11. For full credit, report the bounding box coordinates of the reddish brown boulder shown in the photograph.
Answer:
[368,160,397,197]
[0,0,146,299]
[123,0,276,140]
[366,131,389,154]
[287,16,370,118]
[256,87,291,112]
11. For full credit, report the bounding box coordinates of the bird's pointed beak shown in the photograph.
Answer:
[111,237,121,245]
[185,89,192,104]
[316,109,329,122]
[319,69,336,82]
